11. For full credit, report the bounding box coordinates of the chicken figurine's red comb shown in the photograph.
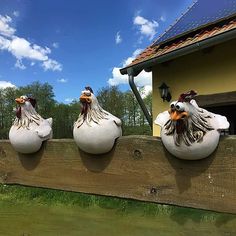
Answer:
[178,90,197,102]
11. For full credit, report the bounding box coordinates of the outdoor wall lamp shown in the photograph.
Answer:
[159,82,172,102]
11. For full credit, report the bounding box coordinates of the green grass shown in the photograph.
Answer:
[0,184,174,215]
[0,184,236,235]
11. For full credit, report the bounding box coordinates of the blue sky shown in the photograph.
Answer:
[0,0,193,103]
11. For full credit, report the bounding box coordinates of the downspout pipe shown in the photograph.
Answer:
[127,68,152,128]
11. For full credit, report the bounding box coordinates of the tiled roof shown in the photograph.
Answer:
[125,19,236,69]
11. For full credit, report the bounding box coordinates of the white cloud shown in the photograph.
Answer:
[139,85,152,98]
[133,15,158,40]
[122,48,143,67]
[134,70,152,87]
[134,15,147,25]
[65,98,74,103]
[115,31,122,44]
[42,59,62,71]
[9,37,50,60]
[15,59,26,70]
[13,11,20,17]
[57,78,67,83]
[0,35,10,49]
[108,67,151,88]
[0,15,16,37]
[108,49,152,89]
[52,42,59,48]
[0,14,62,72]
[160,15,166,22]
[0,80,17,89]
[108,67,128,86]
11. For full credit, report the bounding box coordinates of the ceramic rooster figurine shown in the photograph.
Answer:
[73,86,122,154]
[155,90,229,160]
[9,95,53,154]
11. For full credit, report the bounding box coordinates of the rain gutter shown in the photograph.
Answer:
[121,28,236,75]
[121,28,236,128]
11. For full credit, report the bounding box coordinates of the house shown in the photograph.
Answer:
[120,0,236,136]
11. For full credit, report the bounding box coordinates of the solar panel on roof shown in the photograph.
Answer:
[154,0,236,46]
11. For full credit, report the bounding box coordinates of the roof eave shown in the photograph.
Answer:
[120,28,236,76]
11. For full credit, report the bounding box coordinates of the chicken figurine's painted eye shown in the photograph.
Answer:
[170,102,176,110]
[170,102,185,111]
[20,95,27,100]
[175,102,185,112]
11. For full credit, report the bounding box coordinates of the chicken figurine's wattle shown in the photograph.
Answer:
[9,95,53,154]
[73,87,122,154]
[155,90,229,160]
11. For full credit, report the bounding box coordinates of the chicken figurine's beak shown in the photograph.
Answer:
[15,97,25,104]
[170,110,189,121]
[80,94,92,104]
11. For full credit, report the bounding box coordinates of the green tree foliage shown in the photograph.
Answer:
[52,101,81,138]
[19,81,55,118]
[96,86,125,119]
[0,82,152,139]
[0,87,18,138]
[97,86,152,136]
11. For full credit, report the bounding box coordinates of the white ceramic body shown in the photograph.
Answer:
[160,128,220,160]
[155,100,229,160]
[73,118,122,154]
[9,124,43,154]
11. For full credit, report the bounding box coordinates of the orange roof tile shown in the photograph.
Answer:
[125,19,236,69]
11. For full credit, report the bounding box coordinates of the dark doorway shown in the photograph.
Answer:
[195,91,236,135]
[204,105,236,135]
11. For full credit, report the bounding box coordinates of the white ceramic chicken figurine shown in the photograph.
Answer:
[73,86,122,154]
[9,95,53,154]
[155,90,229,160]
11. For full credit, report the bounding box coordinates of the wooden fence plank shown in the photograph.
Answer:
[0,136,235,214]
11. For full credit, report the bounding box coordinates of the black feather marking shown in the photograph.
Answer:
[85,86,94,94]
[16,107,21,119]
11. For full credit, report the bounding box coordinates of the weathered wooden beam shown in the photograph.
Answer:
[0,136,235,214]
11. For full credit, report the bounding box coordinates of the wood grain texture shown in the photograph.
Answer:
[0,136,235,213]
